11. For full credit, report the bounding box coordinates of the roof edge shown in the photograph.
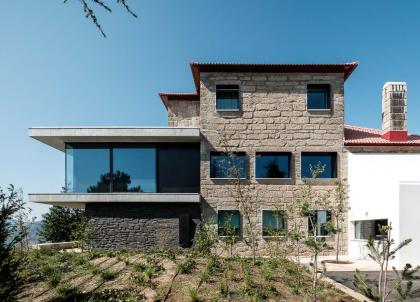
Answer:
[159,92,199,109]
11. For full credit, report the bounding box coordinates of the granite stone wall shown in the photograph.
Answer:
[85,203,201,249]
[167,100,200,127]
[198,72,348,255]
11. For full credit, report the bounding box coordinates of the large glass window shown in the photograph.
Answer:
[65,144,111,193]
[216,85,240,111]
[308,210,331,236]
[113,147,156,192]
[262,210,286,237]
[301,152,337,179]
[210,152,247,179]
[307,84,331,110]
[218,210,240,237]
[255,152,291,178]
[158,144,200,193]
[354,219,388,240]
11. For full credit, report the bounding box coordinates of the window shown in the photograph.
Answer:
[218,210,240,236]
[65,144,111,193]
[216,85,240,111]
[307,84,331,110]
[262,210,286,237]
[65,143,200,193]
[255,152,291,178]
[301,152,337,179]
[210,152,247,179]
[113,147,156,192]
[354,219,388,240]
[308,210,331,236]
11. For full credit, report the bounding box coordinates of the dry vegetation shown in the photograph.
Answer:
[18,248,357,302]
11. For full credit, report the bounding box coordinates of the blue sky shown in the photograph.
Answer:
[1,0,420,219]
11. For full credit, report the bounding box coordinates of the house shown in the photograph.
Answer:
[28,61,419,261]
[345,82,420,267]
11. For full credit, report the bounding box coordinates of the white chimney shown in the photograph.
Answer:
[381,82,408,141]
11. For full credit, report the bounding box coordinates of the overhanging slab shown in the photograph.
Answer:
[28,193,201,209]
[28,127,201,151]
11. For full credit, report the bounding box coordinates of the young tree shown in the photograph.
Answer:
[331,179,349,263]
[298,163,335,302]
[64,0,137,37]
[353,223,413,302]
[0,185,26,301]
[38,206,84,242]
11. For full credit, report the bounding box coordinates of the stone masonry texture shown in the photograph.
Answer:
[198,72,348,256]
[168,100,200,127]
[86,203,201,249]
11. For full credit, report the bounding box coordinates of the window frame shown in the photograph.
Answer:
[308,210,332,237]
[217,209,241,237]
[261,209,287,238]
[254,152,292,179]
[300,152,337,179]
[210,151,247,179]
[307,84,331,111]
[216,84,240,112]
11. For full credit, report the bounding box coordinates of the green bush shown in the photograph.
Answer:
[176,257,196,274]
[100,269,118,281]
[188,288,200,302]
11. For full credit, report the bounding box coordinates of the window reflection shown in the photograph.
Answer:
[256,152,290,178]
[301,152,337,178]
[210,152,246,179]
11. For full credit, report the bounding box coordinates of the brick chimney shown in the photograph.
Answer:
[381,82,408,141]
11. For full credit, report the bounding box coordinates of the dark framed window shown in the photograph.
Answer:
[65,143,199,193]
[210,152,247,179]
[216,85,240,111]
[307,84,331,110]
[308,210,331,236]
[113,147,156,192]
[65,144,111,193]
[218,210,240,236]
[301,152,337,179]
[255,152,291,178]
[262,210,286,237]
[354,219,388,240]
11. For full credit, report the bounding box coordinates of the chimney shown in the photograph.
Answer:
[381,82,408,141]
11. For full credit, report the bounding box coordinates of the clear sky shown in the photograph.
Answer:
[1,0,420,219]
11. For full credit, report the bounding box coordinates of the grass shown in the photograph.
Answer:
[18,248,357,302]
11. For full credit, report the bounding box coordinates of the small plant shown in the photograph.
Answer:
[100,269,118,281]
[219,280,229,297]
[90,266,100,275]
[133,262,147,272]
[56,283,78,297]
[176,257,196,274]
[188,288,200,302]
[261,260,272,281]
[129,272,147,287]
[47,271,62,287]
[199,269,209,283]
[393,263,420,300]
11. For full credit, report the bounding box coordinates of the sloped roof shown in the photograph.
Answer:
[344,125,420,146]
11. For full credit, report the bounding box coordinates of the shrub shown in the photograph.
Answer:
[129,272,147,286]
[176,258,196,274]
[188,288,200,302]
[100,269,118,281]
[56,283,78,297]
[133,262,147,272]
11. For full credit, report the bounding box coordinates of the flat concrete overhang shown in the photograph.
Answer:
[28,193,201,209]
[28,127,201,151]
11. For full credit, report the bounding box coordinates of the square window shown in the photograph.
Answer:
[255,152,291,178]
[218,210,240,236]
[307,84,330,110]
[301,152,337,179]
[308,210,331,236]
[262,210,286,237]
[210,152,247,179]
[216,85,240,111]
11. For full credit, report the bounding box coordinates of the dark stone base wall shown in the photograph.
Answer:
[85,203,201,249]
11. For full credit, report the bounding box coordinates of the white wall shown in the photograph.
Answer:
[348,152,420,268]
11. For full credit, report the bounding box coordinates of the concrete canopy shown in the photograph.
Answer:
[28,127,201,151]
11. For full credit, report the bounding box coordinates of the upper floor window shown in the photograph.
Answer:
[307,84,331,110]
[301,152,337,179]
[255,152,291,179]
[218,210,240,237]
[216,85,240,111]
[308,210,331,236]
[210,152,247,179]
[262,210,286,237]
